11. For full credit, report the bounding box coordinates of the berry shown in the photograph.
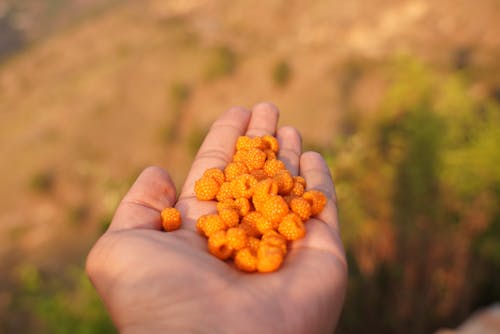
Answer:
[262,135,279,153]
[234,248,258,272]
[160,207,182,231]
[242,148,267,171]
[224,162,249,181]
[303,190,327,215]
[196,214,226,237]
[278,213,306,241]
[274,170,294,195]
[226,227,248,251]
[263,159,285,177]
[257,243,284,273]
[234,197,251,216]
[231,174,257,199]
[194,176,220,201]
[219,208,240,228]
[290,182,305,197]
[250,169,269,181]
[261,230,287,255]
[289,196,312,221]
[216,181,234,202]
[260,195,289,225]
[208,230,233,260]
[203,168,225,185]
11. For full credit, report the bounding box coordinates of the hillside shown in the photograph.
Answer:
[0,0,499,332]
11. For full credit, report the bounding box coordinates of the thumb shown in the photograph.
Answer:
[108,166,177,231]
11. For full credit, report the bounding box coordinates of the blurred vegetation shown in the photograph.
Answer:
[271,60,292,87]
[333,56,500,333]
[203,45,237,81]
[5,264,115,333]
[29,171,55,194]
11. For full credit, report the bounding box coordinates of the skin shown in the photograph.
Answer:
[86,103,348,334]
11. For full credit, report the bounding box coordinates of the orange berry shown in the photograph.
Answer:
[248,236,261,252]
[257,243,284,273]
[194,176,220,201]
[260,195,289,224]
[208,230,233,260]
[216,181,234,202]
[224,162,249,181]
[196,214,226,237]
[233,150,248,164]
[235,136,261,151]
[294,176,306,187]
[203,168,225,185]
[290,181,305,197]
[278,213,306,241]
[234,197,251,216]
[217,199,237,212]
[255,214,274,234]
[234,248,258,272]
[264,149,277,160]
[274,170,294,195]
[226,227,248,251]
[240,212,263,237]
[303,190,327,215]
[289,196,312,221]
[242,148,266,171]
[160,207,182,231]
[262,134,279,153]
[250,168,269,181]
[253,179,279,202]
[219,208,240,227]
[263,159,285,177]
[261,230,287,254]
[231,174,257,199]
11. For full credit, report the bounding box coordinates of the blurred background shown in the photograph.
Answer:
[0,0,499,333]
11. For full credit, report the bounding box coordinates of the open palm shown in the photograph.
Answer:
[86,103,347,334]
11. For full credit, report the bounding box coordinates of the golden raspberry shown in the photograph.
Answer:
[303,190,327,215]
[208,230,233,260]
[264,149,276,160]
[226,227,248,251]
[232,150,247,164]
[255,214,274,234]
[262,134,279,153]
[261,230,287,254]
[217,199,237,212]
[224,162,249,181]
[234,197,251,216]
[278,213,306,241]
[194,176,220,201]
[160,207,182,232]
[294,176,306,187]
[231,174,257,199]
[234,248,258,272]
[290,182,305,197]
[257,243,284,273]
[240,212,262,237]
[242,148,266,171]
[203,168,225,185]
[263,159,285,177]
[289,196,312,221]
[248,236,261,252]
[274,170,294,195]
[216,182,234,202]
[260,195,289,225]
[196,214,226,237]
[253,179,279,202]
[219,208,240,228]
[250,169,269,181]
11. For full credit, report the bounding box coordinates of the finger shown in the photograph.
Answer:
[245,102,280,137]
[299,151,339,231]
[276,126,302,176]
[108,166,176,231]
[177,106,251,231]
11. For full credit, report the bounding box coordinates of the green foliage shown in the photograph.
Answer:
[333,56,500,333]
[203,46,236,81]
[13,264,115,334]
[271,60,292,87]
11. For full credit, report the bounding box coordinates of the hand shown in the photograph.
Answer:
[86,103,347,334]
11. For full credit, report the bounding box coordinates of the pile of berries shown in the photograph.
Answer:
[193,135,327,273]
